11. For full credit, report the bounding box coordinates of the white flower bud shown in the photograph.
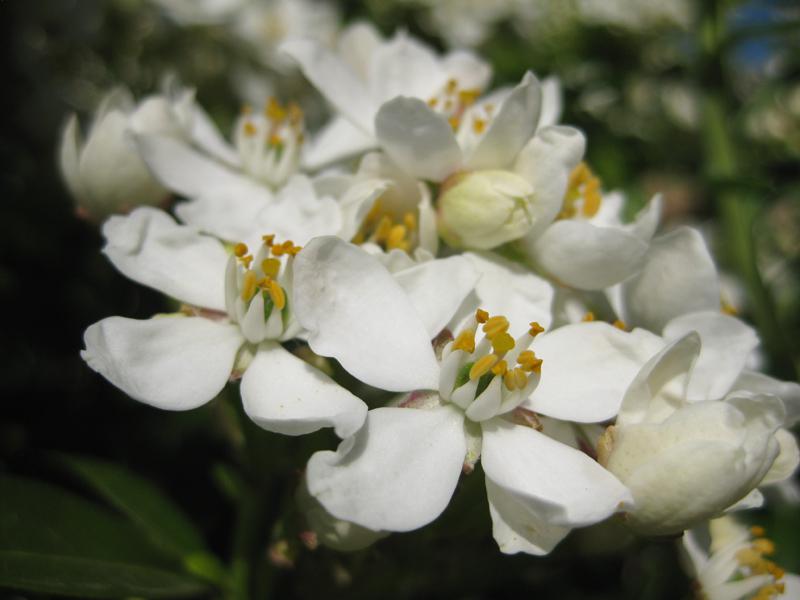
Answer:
[599,393,786,536]
[438,170,535,250]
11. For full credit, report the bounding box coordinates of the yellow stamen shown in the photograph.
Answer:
[753,539,776,556]
[503,370,517,390]
[269,133,283,146]
[386,224,409,251]
[483,316,510,339]
[475,309,489,323]
[517,350,543,374]
[470,354,499,380]
[267,279,286,310]
[234,243,249,257]
[512,368,528,390]
[262,234,275,246]
[373,215,393,243]
[491,332,515,354]
[243,121,257,137]
[403,211,417,231]
[448,116,460,130]
[472,117,486,134]
[613,319,627,330]
[751,526,766,537]
[427,97,438,108]
[265,97,286,122]
[241,270,259,302]
[261,258,281,279]
[582,312,595,322]
[582,179,601,217]
[452,329,476,353]
[491,360,508,376]
[239,255,254,269]
[458,89,479,106]
[287,102,303,125]
[445,78,458,94]
[528,322,545,337]
[722,300,738,315]
[271,244,286,257]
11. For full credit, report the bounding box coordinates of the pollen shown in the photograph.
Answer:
[453,329,476,353]
[491,332,515,354]
[582,312,595,322]
[470,353,499,380]
[261,258,281,279]
[475,309,489,323]
[528,321,545,337]
[483,316,510,339]
[234,243,249,257]
[267,279,286,310]
[241,270,259,302]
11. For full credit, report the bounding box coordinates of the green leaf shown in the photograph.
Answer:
[55,454,207,559]
[0,476,207,598]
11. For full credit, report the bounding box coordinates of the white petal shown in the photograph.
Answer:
[481,419,633,527]
[616,333,701,427]
[189,103,241,167]
[59,114,88,205]
[306,405,466,531]
[81,316,242,410]
[280,39,375,134]
[731,370,800,426]
[241,342,367,438]
[526,323,664,423]
[393,256,479,338]
[441,50,492,90]
[302,116,377,170]
[515,126,586,240]
[664,311,759,401]
[135,133,253,198]
[538,76,563,127]
[622,227,720,331]
[486,477,570,555]
[336,21,383,80]
[102,207,228,310]
[174,185,272,244]
[375,97,462,181]
[368,33,446,105]
[629,193,662,241]
[466,72,541,170]
[463,252,554,334]
[759,428,799,485]
[532,220,649,290]
[292,237,440,392]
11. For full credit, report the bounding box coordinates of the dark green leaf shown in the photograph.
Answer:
[0,476,208,598]
[55,454,208,559]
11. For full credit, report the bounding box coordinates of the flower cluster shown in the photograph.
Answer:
[68,22,799,562]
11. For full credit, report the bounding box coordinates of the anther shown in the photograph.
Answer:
[470,354,499,380]
[517,350,543,373]
[387,224,408,251]
[262,234,275,246]
[243,121,257,137]
[613,319,627,330]
[452,329,476,353]
[491,360,508,376]
[582,312,595,322]
[403,212,417,231]
[239,255,254,268]
[512,368,528,390]
[261,258,281,279]
[475,309,489,323]
[472,117,486,134]
[483,316,510,339]
[528,322,545,337]
[751,526,766,537]
[241,270,259,302]
[267,279,286,310]
[491,332,515,354]
[234,243,249,257]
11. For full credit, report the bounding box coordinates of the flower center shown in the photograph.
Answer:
[438,309,545,422]
[226,235,301,344]
[351,198,419,253]
[235,98,304,188]
[558,162,602,220]
[426,78,483,132]
[735,527,787,600]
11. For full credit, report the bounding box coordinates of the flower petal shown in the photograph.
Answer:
[622,227,720,331]
[375,97,462,181]
[241,341,367,438]
[393,256,479,338]
[292,237,440,391]
[486,477,570,555]
[368,32,446,105]
[532,220,650,290]
[174,187,272,245]
[526,322,664,423]
[664,311,759,402]
[466,72,541,170]
[481,419,633,527]
[280,39,375,134]
[306,405,466,531]
[515,125,586,240]
[302,116,377,170]
[135,133,254,198]
[81,315,242,410]
[59,114,88,205]
[731,370,800,426]
[102,207,228,310]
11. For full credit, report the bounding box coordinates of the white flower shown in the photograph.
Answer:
[80,208,366,438]
[281,23,492,168]
[59,88,171,220]
[598,334,799,536]
[285,237,658,555]
[682,516,798,600]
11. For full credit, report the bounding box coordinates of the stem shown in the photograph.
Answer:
[698,2,798,378]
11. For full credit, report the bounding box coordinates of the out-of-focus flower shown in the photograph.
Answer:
[286,237,672,555]
[81,208,366,438]
[59,88,171,221]
[598,334,799,536]
[682,516,799,600]
[282,23,492,168]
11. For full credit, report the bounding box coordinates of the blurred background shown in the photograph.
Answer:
[1,0,798,598]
